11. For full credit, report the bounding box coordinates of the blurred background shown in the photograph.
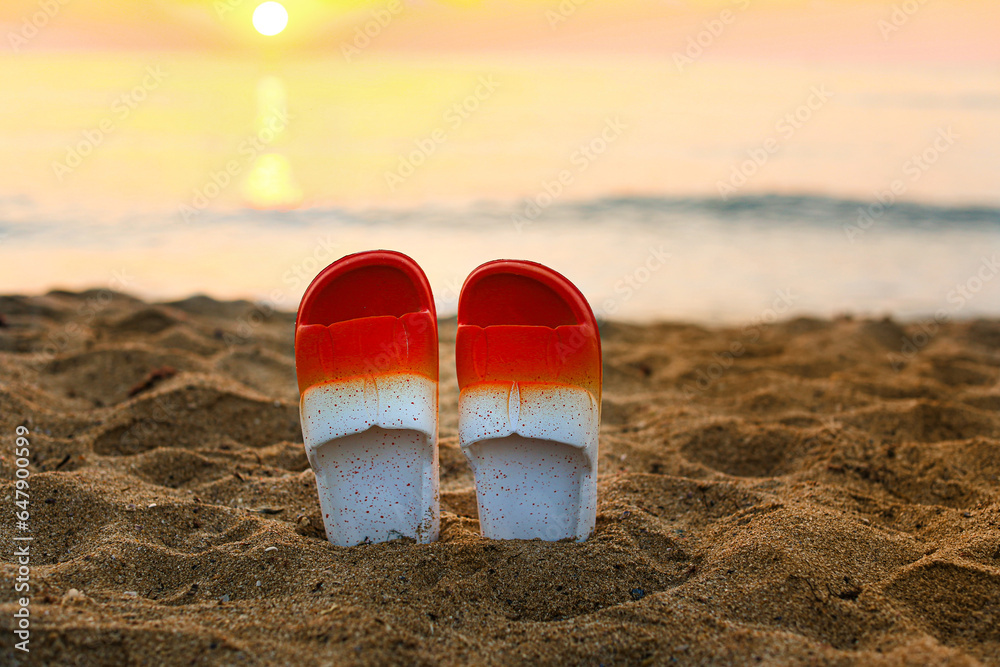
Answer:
[0,0,997,321]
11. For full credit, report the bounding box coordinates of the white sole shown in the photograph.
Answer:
[300,373,438,546]
[459,381,599,541]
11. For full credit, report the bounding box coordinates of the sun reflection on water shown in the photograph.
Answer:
[244,74,302,209]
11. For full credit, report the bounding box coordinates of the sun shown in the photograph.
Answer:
[253,2,289,37]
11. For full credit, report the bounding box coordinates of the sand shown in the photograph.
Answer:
[1,290,998,666]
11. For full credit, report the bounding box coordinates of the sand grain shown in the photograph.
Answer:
[1,294,998,665]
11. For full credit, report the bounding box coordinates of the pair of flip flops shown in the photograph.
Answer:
[294,251,601,546]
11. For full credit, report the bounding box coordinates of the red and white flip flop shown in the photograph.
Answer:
[456,260,601,541]
[295,250,439,546]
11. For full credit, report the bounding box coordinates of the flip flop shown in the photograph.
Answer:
[295,250,439,546]
[456,260,601,541]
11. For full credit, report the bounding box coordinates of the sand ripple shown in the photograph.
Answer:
[1,294,998,665]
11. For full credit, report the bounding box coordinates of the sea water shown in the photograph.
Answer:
[1,55,997,322]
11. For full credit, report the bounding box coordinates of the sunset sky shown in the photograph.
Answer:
[1,0,998,62]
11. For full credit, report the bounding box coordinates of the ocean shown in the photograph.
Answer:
[1,54,998,322]
[1,194,998,323]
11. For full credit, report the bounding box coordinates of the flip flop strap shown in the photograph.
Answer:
[295,310,437,393]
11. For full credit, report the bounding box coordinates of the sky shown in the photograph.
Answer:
[1,0,998,63]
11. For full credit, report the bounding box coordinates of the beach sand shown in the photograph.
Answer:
[1,290,998,665]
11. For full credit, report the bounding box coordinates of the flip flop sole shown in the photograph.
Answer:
[459,380,598,540]
[457,260,601,542]
[296,251,439,546]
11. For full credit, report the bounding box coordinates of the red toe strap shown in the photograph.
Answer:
[295,310,438,394]
[456,323,601,399]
